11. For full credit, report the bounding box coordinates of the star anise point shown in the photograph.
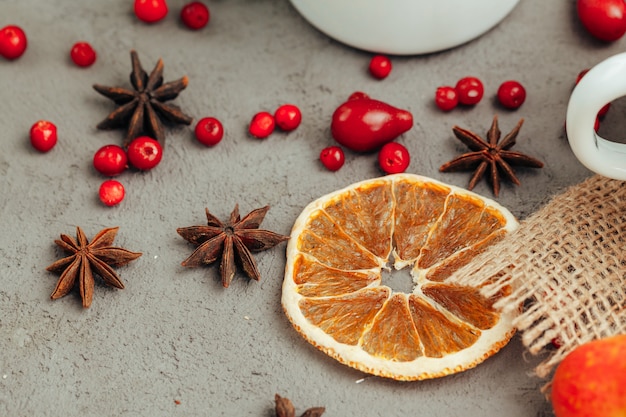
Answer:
[178,205,289,288]
[46,226,142,308]
[440,115,543,197]
[94,50,193,147]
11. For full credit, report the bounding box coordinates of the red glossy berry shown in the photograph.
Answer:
[576,69,611,117]
[29,120,57,152]
[181,1,210,30]
[70,42,96,67]
[455,76,484,105]
[249,111,275,139]
[378,142,410,174]
[134,0,169,23]
[127,136,163,170]
[435,86,458,111]
[0,25,27,60]
[93,144,128,176]
[369,55,392,79]
[194,117,224,146]
[274,104,302,131]
[348,91,369,101]
[99,180,125,207]
[577,0,626,42]
[497,80,526,109]
[319,146,345,171]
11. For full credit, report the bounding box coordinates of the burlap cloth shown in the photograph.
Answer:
[450,174,626,378]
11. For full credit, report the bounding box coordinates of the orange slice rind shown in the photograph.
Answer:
[282,174,518,381]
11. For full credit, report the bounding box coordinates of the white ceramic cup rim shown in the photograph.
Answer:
[566,52,626,180]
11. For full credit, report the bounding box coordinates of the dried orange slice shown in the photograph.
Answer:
[282,173,518,381]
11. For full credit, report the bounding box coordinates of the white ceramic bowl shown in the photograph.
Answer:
[289,0,520,55]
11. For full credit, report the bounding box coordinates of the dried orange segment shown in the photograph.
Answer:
[298,287,390,345]
[422,283,499,330]
[322,180,394,260]
[361,293,423,361]
[296,209,381,271]
[417,193,506,270]
[408,295,480,357]
[392,178,450,265]
[292,254,378,297]
[283,174,518,381]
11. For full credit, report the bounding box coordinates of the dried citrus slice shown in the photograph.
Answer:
[282,173,518,381]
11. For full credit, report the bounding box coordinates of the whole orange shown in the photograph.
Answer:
[551,334,626,417]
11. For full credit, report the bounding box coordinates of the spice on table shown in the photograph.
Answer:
[46,226,142,308]
[93,50,193,146]
[177,205,289,288]
[439,115,543,197]
[275,394,325,417]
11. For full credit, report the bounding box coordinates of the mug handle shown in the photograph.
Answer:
[566,52,626,180]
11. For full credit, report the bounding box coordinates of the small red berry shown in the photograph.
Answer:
[455,76,484,106]
[93,144,128,176]
[134,0,169,23]
[497,80,526,109]
[181,1,210,30]
[29,120,57,152]
[194,117,224,146]
[99,180,125,207]
[70,42,97,67]
[319,146,345,171]
[378,142,410,174]
[368,55,392,79]
[249,111,275,139]
[577,0,626,42]
[127,136,163,170]
[0,25,27,60]
[274,104,302,131]
[435,86,459,111]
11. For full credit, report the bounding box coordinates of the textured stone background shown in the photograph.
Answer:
[1,0,623,415]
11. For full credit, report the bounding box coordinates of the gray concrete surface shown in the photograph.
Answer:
[1,0,621,415]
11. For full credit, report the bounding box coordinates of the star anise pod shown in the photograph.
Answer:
[46,226,142,308]
[177,205,289,288]
[275,394,325,417]
[439,115,544,197]
[93,50,193,146]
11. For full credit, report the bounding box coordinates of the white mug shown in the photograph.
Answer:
[566,53,626,180]
[288,0,520,55]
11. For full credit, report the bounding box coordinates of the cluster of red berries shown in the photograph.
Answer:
[435,77,526,111]
[248,104,302,139]
[134,0,210,30]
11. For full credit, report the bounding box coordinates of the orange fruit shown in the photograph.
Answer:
[282,174,518,381]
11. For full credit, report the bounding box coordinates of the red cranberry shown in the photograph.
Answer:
[29,120,57,152]
[435,86,459,111]
[577,0,626,42]
[274,104,302,131]
[194,117,224,146]
[0,25,27,60]
[99,180,125,207]
[70,42,97,67]
[497,80,526,109]
[378,142,410,174]
[348,91,369,101]
[134,0,169,23]
[319,146,345,171]
[249,112,275,139]
[368,55,392,79]
[181,1,210,30]
[93,144,128,176]
[455,76,484,106]
[127,136,163,170]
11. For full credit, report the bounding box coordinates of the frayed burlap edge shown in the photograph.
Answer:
[450,174,626,379]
